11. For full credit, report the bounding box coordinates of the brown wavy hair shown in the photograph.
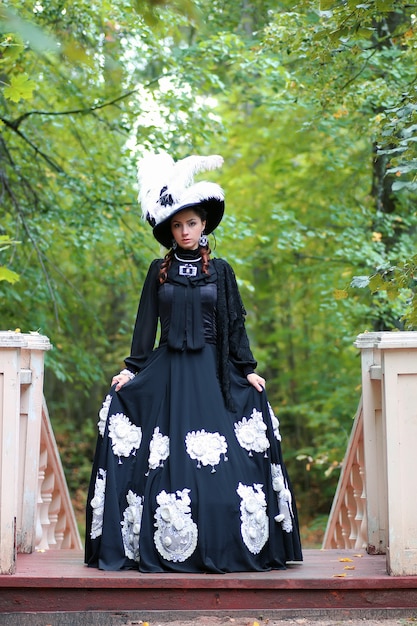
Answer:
[158,207,211,284]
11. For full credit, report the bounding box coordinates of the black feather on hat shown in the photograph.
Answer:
[137,152,225,248]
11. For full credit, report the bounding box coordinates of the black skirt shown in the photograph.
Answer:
[85,343,302,572]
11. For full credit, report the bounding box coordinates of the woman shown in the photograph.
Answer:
[85,152,302,573]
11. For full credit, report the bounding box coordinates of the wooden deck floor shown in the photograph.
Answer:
[1,549,417,618]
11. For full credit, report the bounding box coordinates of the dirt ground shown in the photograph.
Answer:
[120,615,417,626]
[3,612,417,626]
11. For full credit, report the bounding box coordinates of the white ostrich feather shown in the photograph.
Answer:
[168,155,223,201]
[137,153,175,220]
[137,152,224,224]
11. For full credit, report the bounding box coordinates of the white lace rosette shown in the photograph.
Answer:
[90,468,107,539]
[154,489,198,562]
[185,429,228,472]
[268,402,281,441]
[121,490,143,562]
[234,408,270,457]
[147,427,170,474]
[271,463,293,532]
[97,394,112,437]
[108,412,142,463]
[237,482,269,554]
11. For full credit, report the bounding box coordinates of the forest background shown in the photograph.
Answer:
[2,0,417,546]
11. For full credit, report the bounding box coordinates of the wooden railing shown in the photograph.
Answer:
[3,330,417,575]
[324,331,417,576]
[36,398,82,552]
[0,331,81,575]
[322,398,367,551]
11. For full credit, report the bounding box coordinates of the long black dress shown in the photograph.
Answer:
[85,253,302,572]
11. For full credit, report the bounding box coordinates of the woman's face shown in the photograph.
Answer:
[171,209,206,250]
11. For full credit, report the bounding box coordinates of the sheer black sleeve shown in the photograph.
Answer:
[124,259,161,373]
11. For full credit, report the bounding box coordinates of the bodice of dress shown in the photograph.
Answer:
[124,255,257,391]
[160,255,217,351]
[158,279,217,349]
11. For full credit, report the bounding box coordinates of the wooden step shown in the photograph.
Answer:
[1,549,417,623]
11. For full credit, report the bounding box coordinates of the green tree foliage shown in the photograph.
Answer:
[2,0,417,541]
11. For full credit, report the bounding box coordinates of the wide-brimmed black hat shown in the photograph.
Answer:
[137,152,224,249]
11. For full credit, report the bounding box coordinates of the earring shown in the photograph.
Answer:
[199,232,208,247]
[172,239,178,250]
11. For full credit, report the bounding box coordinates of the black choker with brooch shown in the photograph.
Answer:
[174,249,201,277]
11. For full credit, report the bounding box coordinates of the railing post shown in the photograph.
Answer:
[354,333,387,556]
[376,331,417,575]
[17,334,52,553]
[0,331,28,574]
[356,331,417,575]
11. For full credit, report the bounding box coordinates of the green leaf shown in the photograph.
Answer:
[319,0,334,10]
[0,266,20,284]
[62,41,95,68]
[369,274,385,291]
[0,6,58,54]
[3,73,36,102]
[0,32,25,65]
[351,276,370,289]
[376,0,396,11]
[392,180,417,192]
[0,235,20,252]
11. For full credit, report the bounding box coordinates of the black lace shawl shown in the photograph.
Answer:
[124,257,257,412]
[212,258,257,411]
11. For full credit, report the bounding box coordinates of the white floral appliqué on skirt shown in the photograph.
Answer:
[147,426,170,473]
[121,490,143,562]
[234,408,270,457]
[90,468,107,539]
[108,412,142,463]
[154,489,198,562]
[185,429,228,472]
[271,463,294,532]
[237,482,269,554]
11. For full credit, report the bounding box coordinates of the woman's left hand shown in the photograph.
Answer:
[247,372,266,392]
[111,373,131,391]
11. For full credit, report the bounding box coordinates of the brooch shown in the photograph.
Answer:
[179,265,197,277]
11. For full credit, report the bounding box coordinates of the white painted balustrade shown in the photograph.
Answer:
[0,331,81,575]
[322,398,367,552]
[3,329,417,575]
[324,331,417,576]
